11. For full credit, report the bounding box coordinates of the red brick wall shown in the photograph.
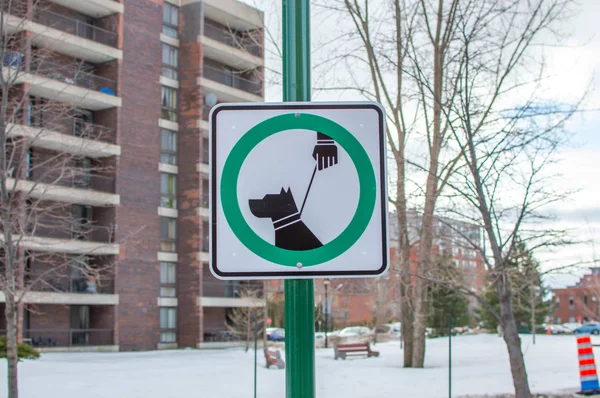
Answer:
[177,1,203,348]
[115,0,163,350]
[553,287,600,323]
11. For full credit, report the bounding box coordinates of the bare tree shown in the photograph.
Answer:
[0,1,120,396]
[315,0,465,367]
[434,0,578,395]
[225,285,265,352]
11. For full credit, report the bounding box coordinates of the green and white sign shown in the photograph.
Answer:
[210,102,388,279]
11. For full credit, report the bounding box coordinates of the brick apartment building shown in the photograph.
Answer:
[0,0,264,351]
[553,268,600,324]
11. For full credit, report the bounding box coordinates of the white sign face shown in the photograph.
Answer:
[209,102,388,280]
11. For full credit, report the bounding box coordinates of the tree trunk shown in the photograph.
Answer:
[396,181,413,367]
[497,278,532,398]
[400,294,414,367]
[5,296,19,398]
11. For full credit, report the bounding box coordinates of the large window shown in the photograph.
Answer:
[161,86,178,122]
[160,217,177,252]
[160,307,177,343]
[160,262,176,297]
[162,3,179,38]
[161,129,177,165]
[160,173,177,208]
[162,43,178,80]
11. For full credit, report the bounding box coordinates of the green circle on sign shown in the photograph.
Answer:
[220,113,376,267]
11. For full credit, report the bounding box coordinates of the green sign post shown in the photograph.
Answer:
[282,0,315,397]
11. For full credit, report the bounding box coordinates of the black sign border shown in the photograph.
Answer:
[210,103,388,279]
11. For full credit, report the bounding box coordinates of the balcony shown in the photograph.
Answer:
[0,234,120,255]
[2,58,121,110]
[202,0,263,31]
[198,65,262,103]
[23,329,117,352]
[199,296,265,308]
[46,0,124,18]
[0,289,118,306]
[3,10,122,63]
[6,173,120,206]
[201,22,263,70]
[8,122,120,158]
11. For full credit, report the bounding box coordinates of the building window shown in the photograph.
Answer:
[555,317,561,324]
[25,148,32,179]
[202,137,209,164]
[569,316,575,323]
[162,3,179,38]
[569,296,574,310]
[161,129,177,165]
[161,86,178,122]
[160,307,177,343]
[201,178,209,206]
[202,221,209,252]
[160,173,177,208]
[160,217,177,252]
[160,262,176,297]
[555,297,559,309]
[162,43,178,80]
[585,296,589,307]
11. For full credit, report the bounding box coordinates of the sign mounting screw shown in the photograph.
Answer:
[296,262,303,268]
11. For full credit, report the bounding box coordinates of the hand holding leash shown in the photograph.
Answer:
[312,132,338,170]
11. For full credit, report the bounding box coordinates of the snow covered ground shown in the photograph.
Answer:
[2,334,588,397]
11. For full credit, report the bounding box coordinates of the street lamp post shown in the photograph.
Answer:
[324,279,330,348]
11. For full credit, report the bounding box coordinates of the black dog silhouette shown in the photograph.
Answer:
[249,188,322,251]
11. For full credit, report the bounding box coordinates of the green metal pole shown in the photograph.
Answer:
[254,311,258,398]
[282,1,315,397]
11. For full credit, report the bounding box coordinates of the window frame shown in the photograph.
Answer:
[160,129,177,165]
[160,172,177,209]
[160,217,177,252]
[160,307,177,343]
[162,3,179,38]
[161,43,179,80]
[161,86,178,122]
[160,262,177,297]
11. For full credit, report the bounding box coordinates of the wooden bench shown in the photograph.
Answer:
[334,342,380,360]
[264,348,285,369]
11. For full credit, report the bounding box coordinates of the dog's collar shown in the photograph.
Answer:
[273,212,301,230]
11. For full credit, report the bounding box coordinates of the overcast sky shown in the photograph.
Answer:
[244,0,600,288]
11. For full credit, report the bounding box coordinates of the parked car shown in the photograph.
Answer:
[574,323,600,335]
[547,324,570,334]
[562,322,583,333]
[374,323,401,339]
[265,327,277,339]
[268,328,285,341]
[388,322,401,338]
[339,326,372,337]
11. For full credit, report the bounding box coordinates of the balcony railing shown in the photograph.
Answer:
[32,9,118,48]
[27,107,116,144]
[203,281,263,298]
[203,65,261,96]
[31,278,115,294]
[203,327,237,342]
[203,23,262,58]
[19,329,114,348]
[69,173,116,194]
[31,58,117,94]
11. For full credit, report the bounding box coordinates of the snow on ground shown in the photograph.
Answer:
[1,334,588,398]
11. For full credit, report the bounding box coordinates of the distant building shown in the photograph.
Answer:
[552,268,600,324]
